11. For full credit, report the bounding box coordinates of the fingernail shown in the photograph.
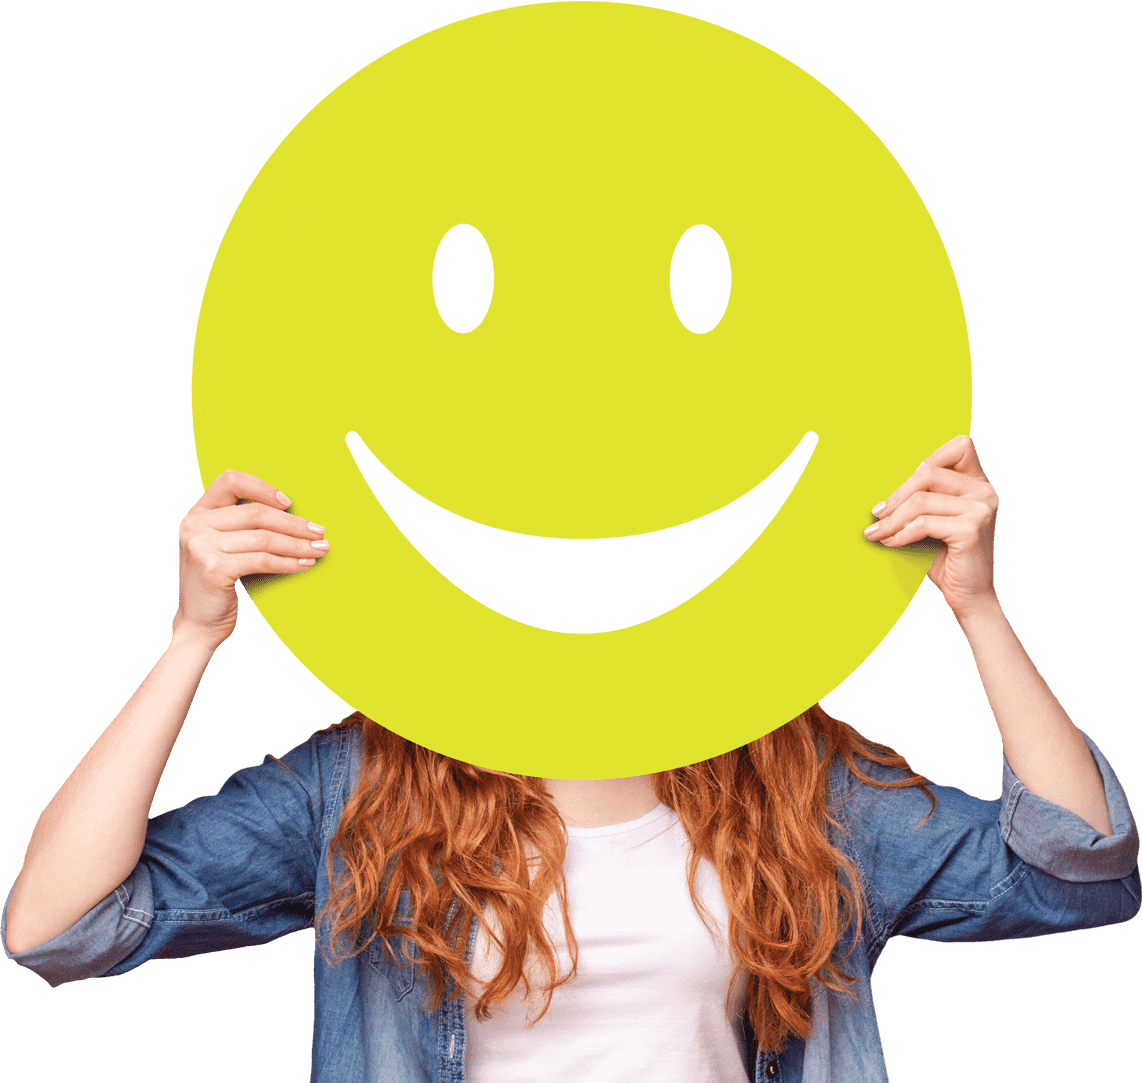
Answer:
[276,491,291,508]
[871,501,886,516]
[307,522,325,534]
[863,523,879,536]
[299,557,316,567]
[311,539,330,551]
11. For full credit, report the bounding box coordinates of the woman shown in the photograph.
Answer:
[6,8,1133,1073]
[3,435,1138,1083]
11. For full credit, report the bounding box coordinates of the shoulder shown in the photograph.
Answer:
[827,748,938,827]
[151,717,364,848]
[278,717,362,787]
[274,717,364,839]
[827,744,978,845]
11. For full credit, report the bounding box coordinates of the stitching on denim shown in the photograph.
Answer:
[832,769,890,947]
[115,881,154,927]
[152,886,315,923]
[891,860,1031,931]
[322,722,352,849]
[1001,778,1026,840]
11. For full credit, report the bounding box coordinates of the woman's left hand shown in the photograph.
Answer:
[863,434,999,621]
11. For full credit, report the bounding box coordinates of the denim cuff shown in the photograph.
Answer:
[2,863,154,987]
[1000,733,1139,883]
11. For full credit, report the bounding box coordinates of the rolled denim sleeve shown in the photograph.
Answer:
[999,734,1138,883]
[837,733,1141,960]
[3,723,352,988]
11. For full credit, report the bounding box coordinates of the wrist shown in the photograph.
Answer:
[169,615,228,656]
[953,591,1006,635]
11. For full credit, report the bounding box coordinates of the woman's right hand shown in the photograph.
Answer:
[174,469,329,648]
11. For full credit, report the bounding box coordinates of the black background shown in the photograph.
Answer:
[8,4,1133,1078]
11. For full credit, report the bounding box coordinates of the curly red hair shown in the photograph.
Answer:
[318,704,932,1052]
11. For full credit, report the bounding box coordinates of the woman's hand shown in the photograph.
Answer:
[862,434,998,621]
[174,470,329,648]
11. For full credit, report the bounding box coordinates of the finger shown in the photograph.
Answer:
[214,529,331,559]
[196,469,292,512]
[864,491,967,541]
[207,503,325,539]
[919,434,986,479]
[873,464,984,520]
[879,512,980,549]
[207,551,318,584]
[187,530,323,571]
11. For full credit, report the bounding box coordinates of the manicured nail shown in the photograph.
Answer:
[863,523,879,536]
[311,539,330,551]
[299,557,316,567]
[276,491,291,507]
[871,501,886,516]
[307,522,325,534]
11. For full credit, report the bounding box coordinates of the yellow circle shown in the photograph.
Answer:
[193,3,969,777]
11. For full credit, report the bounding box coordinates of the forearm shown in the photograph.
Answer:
[957,597,1112,835]
[4,629,217,954]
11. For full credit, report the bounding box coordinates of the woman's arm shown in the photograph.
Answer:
[955,603,1111,835]
[4,632,213,954]
[862,434,1112,835]
[4,470,328,954]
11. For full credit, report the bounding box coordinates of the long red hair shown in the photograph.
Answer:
[318,704,932,1052]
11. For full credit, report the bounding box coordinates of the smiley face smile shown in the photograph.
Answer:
[347,429,818,634]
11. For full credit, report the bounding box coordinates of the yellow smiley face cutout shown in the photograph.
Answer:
[193,2,970,777]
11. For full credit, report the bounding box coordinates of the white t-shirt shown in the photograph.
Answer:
[465,803,750,1082]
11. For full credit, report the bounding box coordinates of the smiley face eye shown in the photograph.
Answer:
[669,224,731,334]
[433,224,494,333]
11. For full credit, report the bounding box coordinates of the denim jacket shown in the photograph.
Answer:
[4,724,1139,1083]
